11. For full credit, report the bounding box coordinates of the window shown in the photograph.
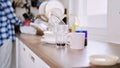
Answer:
[86,0,107,28]
[68,0,108,41]
[69,0,108,28]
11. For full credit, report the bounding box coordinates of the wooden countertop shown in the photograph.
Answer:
[17,33,120,68]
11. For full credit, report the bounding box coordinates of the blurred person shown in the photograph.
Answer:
[0,0,24,68]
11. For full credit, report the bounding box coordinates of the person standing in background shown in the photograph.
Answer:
[0,0,24,68]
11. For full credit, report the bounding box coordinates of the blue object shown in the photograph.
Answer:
[75,30,87,38]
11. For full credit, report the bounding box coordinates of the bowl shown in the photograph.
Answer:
[89,54,119,66]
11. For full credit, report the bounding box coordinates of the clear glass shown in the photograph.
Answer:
[55,21,68,46]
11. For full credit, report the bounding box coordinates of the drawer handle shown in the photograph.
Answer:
[31,55,35,63]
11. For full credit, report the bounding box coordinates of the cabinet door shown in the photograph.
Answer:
[26,45,50,68]
[18,40,50,68]
[19,41,30,68]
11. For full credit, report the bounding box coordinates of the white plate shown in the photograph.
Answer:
[39,1,48,21]
[89,54,119,66]
[47,8,63,20]
[45,0,64,19]
[41,37,56,44]
[31,21,48,31]
[20,26,36,35]
[39,1,48,15]
[43,31,54,37]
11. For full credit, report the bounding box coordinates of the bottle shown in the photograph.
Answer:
[71,16,81,32]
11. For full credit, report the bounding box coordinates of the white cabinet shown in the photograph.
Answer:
[108,0,120,44]
[18,40,50,68]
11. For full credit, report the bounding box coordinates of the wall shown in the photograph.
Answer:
[60,0,68,9]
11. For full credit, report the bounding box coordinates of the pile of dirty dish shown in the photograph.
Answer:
[20,0,65,36]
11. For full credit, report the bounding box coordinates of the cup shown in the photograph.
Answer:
[75,30,87,46]
[55,22,68,46]
[68,32,85,49]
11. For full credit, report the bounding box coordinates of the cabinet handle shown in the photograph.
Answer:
[23,47,25,51]
[30,55,35,63]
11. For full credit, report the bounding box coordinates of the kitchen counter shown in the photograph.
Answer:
[17,33,120,68]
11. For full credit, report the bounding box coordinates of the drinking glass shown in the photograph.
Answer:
[55,21,68,46]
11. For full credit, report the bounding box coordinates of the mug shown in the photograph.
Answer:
[76,30,87,46]
[68,32,85,49]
